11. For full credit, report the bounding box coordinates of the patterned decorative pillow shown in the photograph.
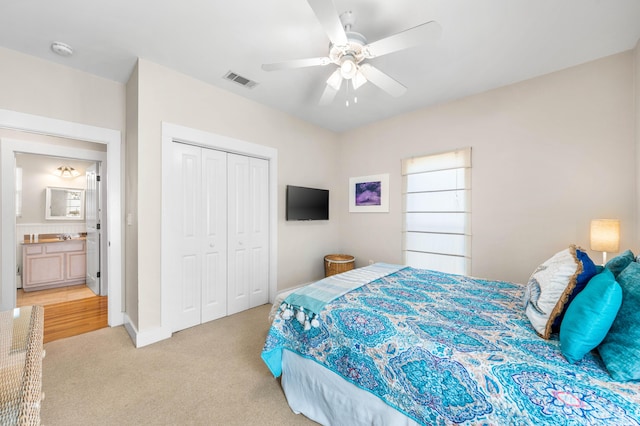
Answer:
[560,269,622,364]
[524,245,582,339]
[598,261,640,381]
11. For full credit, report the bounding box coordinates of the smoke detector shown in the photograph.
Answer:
[51,42,74,57]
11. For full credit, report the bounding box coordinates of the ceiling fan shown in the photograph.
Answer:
[261,0,442,105]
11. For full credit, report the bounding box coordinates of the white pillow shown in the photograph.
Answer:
[524,246,581,339]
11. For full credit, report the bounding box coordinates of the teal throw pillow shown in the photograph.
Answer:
[559,269,622,364]
[598,261,640,381]
[604,250,635,278]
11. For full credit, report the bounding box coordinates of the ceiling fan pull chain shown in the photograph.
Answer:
[353,79,358,104]
[345,80,350,107]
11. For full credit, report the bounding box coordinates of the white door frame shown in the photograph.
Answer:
[0,109,123,326]
[161,122,277,339]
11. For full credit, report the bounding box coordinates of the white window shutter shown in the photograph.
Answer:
[402,147,471,275]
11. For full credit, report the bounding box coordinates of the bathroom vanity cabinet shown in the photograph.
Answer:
[22,239,86,292]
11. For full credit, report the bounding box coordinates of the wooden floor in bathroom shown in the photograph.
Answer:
[17,285,108,343]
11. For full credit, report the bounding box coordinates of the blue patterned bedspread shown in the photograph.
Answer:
[261,268,640,425]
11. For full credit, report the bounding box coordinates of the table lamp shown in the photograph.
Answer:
[590,219,620,265]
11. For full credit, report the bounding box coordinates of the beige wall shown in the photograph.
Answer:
[0,47,125,130]
[133,59,340,331]
[125,63,140,328]
[0,47,126,309]
[337,51,636,284]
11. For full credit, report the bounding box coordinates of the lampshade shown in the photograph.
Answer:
[55,166,80,178]
[590,219,620,252]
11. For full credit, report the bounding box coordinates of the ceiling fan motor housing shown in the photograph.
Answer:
[329,31,367,70]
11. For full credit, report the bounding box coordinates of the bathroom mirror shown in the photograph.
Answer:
[45,187,85,220]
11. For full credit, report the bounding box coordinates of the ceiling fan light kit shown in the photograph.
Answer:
[326,69,343,91]
[339,55,358,79]
[352,70,367,90]
[262,0,441,106]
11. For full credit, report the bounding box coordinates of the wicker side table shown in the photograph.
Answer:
[0,305,44,426]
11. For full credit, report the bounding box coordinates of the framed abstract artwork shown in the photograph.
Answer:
[349,173,389,213]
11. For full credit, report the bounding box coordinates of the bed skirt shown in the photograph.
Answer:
[281,350,418,426]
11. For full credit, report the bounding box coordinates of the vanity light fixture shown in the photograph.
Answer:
[54,166,80,178]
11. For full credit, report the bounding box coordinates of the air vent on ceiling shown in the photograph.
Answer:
[223,71,258,89]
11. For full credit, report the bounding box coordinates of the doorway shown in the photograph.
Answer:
[0,108,123,328]
[13,153,107,341]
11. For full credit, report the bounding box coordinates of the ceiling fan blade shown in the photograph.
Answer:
[307,0,348,46]
[364,21,442,58]
[262,57,331,71]
[319,84,339,105]
[359,64,406,97]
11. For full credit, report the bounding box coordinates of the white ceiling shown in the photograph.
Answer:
[1,0,640,133]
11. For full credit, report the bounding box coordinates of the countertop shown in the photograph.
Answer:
[21,233,87,245]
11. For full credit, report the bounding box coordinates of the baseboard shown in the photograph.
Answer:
[108,309,124,327]
[123,314,172,348]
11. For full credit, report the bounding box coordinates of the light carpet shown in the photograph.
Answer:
[41,304,318,425]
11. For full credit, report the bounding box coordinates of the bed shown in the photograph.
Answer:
[261,260,640,425]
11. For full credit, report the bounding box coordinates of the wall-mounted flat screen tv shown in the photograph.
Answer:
[286,185,329,221]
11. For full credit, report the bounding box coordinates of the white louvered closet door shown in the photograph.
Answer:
[227,154,269,315]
